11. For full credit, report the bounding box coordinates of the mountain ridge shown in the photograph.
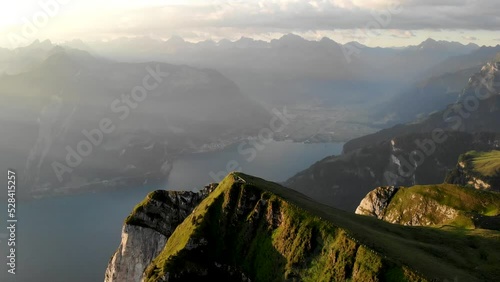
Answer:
[106,172,500,282]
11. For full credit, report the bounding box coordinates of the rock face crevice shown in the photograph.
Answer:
[104,184,217,282]
[354,186,400,219]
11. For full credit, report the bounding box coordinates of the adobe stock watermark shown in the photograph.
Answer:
[7,0,72,48]
[51,65,170,182]
[385,76,500,184]
[209,107,295,182]
[342,1,403,63]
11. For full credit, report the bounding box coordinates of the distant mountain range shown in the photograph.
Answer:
[4,37,498,141]
[73,35,499,128]
[71,35,485,84]
[0,45,271,196]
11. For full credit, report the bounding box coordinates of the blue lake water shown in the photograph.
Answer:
[0,141,343,282]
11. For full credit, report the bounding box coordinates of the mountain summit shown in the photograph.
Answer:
[410,38,478,53]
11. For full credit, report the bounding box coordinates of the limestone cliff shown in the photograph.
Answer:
[354,186,400,218]
[104,184,217,282]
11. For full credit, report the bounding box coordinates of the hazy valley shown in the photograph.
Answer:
[1,1,500,281]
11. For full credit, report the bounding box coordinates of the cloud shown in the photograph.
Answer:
[390,30,416,38]
[2,0,499,46]
[145,0,500,31]
[462,36,477,41]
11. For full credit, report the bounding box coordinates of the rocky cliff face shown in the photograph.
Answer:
[104,184,217,282]
[105,225,168,282]
[354,186,400,218]
[356,184,500,229]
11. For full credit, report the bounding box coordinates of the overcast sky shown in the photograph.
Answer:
[1,0,499,48]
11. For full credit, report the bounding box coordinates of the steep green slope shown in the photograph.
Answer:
[144,173,500,282]
[467,150,500,177]
[386,184,500,229]
[446,150,500,190]
[357,184,500,229]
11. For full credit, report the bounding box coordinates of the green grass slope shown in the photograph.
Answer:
[446,150,500,190]
[382,184,500,228]
[143,173,500,282]
[465,150,500,177]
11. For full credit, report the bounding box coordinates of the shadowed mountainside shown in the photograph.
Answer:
[286,55,500,211]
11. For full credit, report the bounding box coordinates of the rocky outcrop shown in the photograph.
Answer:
[445,151,500,191]
[356,184,500,229]
[355,186,400,218]
[104,183,217,282]
[382,193,460,226]
[446,161,492,189]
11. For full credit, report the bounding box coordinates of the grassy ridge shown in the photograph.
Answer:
[144,173,500,281]
[382,184,500,228]
[449,150,500,190]
[465,150,500,177]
